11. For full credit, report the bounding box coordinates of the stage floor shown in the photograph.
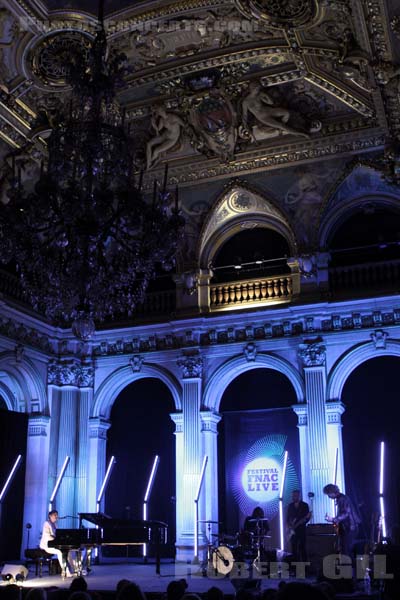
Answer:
[0,560,381,598]
[0,560,307,595]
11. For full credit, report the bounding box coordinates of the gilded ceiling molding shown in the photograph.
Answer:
[126,46,290,89]
[148,133,385,188]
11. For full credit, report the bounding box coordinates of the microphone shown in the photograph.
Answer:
[223,559,230,567]
[58,516,67,519]
[308,492,315,498]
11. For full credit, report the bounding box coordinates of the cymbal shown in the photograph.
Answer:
[198,520,222,524]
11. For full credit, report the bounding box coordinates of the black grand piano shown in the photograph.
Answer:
[48,513,168,574]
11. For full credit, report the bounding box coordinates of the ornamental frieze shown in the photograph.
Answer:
[47,359,94,387]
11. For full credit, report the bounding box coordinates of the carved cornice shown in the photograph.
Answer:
[47,359,94,387]
[0,314,52,353]
[150,133,385,188]
[91,306,400,355]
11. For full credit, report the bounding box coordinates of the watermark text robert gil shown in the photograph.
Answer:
[189,555,394,580]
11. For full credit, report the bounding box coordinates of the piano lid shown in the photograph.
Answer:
[78,512,167,529]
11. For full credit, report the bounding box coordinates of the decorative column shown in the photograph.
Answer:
[298,341,331,522]
[87,418,111,513]
[170,412,184,553]
[21,415,51,555]
[200,411,221,548]
[47,359,94,527]
[292,404,311,511]
[75,363,94,513]
[176,352,203,562]
[325,401,346,493]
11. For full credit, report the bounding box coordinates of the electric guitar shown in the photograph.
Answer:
[325,513,339,535]
[286,512,312,542]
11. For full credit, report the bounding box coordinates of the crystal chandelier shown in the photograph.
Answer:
[0,7,184,340]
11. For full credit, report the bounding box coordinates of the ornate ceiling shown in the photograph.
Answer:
[0,0,399,190]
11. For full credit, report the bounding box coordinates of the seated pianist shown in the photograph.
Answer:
[40,510,75,578]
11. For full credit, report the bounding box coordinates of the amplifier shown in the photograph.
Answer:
[306,525,336,575]
[307,523,335,536]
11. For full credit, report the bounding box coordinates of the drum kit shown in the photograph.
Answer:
[199,518,271,576]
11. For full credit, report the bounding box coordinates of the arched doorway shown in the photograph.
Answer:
[0,404,27,560]
[341,356,400,547]
[105,378,176,557]
[218,368,299,549]
[327,205,400,295]
[211,228,290,283]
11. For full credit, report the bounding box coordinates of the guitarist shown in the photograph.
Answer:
[323,483,360,560]
[286,490,311,561]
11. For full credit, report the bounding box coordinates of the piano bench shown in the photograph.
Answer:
[24,549,60,577]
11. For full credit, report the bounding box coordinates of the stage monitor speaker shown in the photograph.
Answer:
[1,564,29,582]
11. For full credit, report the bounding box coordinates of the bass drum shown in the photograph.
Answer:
[212,545,234,575]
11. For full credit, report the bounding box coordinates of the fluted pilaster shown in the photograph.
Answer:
[87,418,111,513]
[326,401,346,493]
[299,341,331,522]
[176,353,203,561]
[57,388,78,528]
[21,415,51,555]
[292,404,311,509]
[76,389,93,513]
[200,411,221,545]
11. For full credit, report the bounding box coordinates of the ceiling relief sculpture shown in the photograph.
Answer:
[0,0,397,184]
[234,0,321,29]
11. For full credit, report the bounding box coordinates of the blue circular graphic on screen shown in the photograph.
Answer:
[241,457,282,503]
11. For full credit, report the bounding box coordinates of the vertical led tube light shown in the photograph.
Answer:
[0,455,23,502]
[279,451,288,551]
[379,441,387,539]
[194,456,208,562]
[143,455,160,558]
[49,456,70,512]
[97,456,116,512]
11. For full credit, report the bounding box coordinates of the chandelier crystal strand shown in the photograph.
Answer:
[0,4,184,340]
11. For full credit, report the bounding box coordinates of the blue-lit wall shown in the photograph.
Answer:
[0,294,399,560]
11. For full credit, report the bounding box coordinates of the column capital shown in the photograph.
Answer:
[88,417,111,439]
[27,414,50,436]
[200,411,221,433]
[326,400,346,423]
[48,358,94,388]
[177,352,203,379]
[292,403,308,426]
[170,412,184,433]
[298,339,326,367]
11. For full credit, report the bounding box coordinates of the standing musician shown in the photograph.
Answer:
[323,483,360,559]
[286,490,311,561]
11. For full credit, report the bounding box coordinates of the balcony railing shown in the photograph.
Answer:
[210,274,294,311]
[329,258,400,293]
[135,289,176,317]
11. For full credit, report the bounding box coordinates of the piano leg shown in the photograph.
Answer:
[155,540,160,575]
